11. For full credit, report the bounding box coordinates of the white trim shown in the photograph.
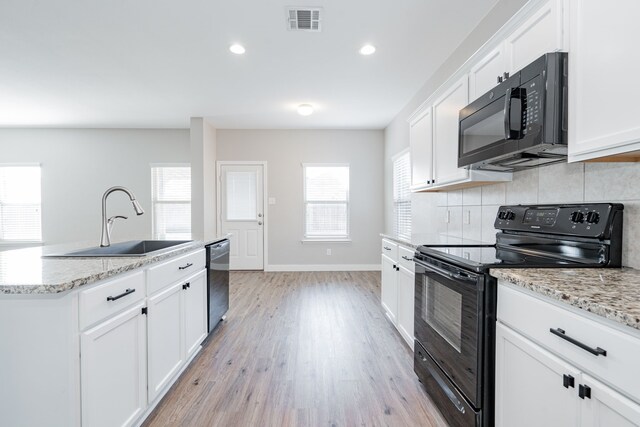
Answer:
[216,161,268,270]
[149,162,190,168]
[265,264,381,272]
[300,239,352,243]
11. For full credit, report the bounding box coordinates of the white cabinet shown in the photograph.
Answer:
[409,107,434,189]
[381,254,398,325]
[496,322,581,427]
[497,282,640,427]
[433,76,469,186]
[504,0,565,75]
[380,239,414,349]
[469,45,507,102]
[147,282,184,402]
[81,302,147,427]
[147,268,208,402]
[568,1,640,162]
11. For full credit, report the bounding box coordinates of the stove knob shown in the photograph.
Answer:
[498,211,506,220]
[570,211,585,223]
[505,210,516,221]
[586,211,600,224]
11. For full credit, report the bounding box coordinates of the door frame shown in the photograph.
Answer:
[216,161,268,270]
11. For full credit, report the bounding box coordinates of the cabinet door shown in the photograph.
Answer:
[183,270,208,358]
[495,322,580,427]
[81,303,147,427]
[433,76,469,185]
[147,282,184,402]
[396,265,414,350]
[469,45,507,102]
[581,374,640,427]
[505,0,564,74]
[410,107,433,188]
[381,254,398,324]
[568,1,640,159]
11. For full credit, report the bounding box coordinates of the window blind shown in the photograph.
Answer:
[151,166,191,240]
[303,165,349,239]
[0,166,42,241]
[393,152,411,241]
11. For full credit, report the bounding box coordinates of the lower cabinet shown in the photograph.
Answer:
[496,283,640,427]
[81,302,148,427]
[380,239,415,349]
[183,270,208,358]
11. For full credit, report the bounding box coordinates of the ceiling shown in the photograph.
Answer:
[0,0,498,129]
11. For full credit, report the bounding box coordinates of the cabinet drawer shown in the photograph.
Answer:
[381,239,398,261]
[147,249,205,295]
[79,271,145,330]
[398,246,415,272]
[498,283,640,402]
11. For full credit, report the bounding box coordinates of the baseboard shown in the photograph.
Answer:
[264,264,381,272]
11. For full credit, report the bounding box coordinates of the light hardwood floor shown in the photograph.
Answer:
[143,271,447,427]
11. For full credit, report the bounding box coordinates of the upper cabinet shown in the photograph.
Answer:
[410,107,433,189]
[504,0,565,75]
[469,46,507,102]
[568,1,640,162]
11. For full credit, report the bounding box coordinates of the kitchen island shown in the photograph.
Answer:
[0,237,227,427]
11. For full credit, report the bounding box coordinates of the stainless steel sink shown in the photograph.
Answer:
[43,240,193,258]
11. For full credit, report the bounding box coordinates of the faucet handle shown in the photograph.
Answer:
[108,215,128,224]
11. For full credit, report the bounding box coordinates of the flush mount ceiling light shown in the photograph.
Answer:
[297,104,314,116]
[359,44,376,56]
[229,44,246,55]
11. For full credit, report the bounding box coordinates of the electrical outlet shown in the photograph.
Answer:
[326,249,332,256]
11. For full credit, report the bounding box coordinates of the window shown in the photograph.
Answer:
[0,165,42,242]
[151,165,191,240]
[393,150,411,240]
[303,164,349,240]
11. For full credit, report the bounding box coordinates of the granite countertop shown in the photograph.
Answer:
[380,233,489,249]
[0,235,230,295]
[492,268,640,331]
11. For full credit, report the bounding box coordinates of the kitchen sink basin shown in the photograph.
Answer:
[43,240,193,258]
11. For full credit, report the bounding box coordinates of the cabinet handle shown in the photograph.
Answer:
[178,262,193,270]
[549,328,607,357]
[563,374,575,389]
[106,288,135,302]
[578,384,591,399]
[182,282,191,290]
[383,246,391,251]
[402,256,413,261]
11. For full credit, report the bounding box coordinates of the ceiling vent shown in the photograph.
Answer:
[286,7,322,32]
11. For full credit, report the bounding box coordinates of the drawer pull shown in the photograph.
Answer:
[383,246,391,251]
[178,262,193,270]
[402,256,413,261]
[106,288,135,302]
[549,328,607,357]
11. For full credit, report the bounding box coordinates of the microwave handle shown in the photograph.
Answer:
[504,87,523,140]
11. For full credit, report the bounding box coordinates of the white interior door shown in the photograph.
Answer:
[219,164,264,270]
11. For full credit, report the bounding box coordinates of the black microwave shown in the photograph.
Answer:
[458,52,568,171]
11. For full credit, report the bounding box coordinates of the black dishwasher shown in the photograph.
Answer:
[205,239,229,333]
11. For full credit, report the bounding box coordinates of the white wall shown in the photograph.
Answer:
[0,128,189,248]
[216,129,384,269]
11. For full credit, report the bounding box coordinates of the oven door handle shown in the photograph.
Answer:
[414,258,479,283]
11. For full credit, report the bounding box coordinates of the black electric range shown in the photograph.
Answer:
[413,203,624,427]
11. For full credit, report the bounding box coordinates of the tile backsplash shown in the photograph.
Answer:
[412,161,640,269]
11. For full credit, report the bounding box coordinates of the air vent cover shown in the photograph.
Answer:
[286,7,322,32]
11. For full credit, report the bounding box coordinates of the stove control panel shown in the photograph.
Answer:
[495,203,623,239]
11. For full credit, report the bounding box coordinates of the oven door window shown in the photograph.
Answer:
[425,281,463,352]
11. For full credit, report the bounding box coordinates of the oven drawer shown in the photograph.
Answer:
[498,283,640,402]
[398,246,415,272]
[414,341,480,427]
[381,239,398,260]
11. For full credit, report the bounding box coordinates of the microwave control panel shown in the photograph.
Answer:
[521,75,543,135]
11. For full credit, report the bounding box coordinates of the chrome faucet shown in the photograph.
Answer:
[100,186,145,247]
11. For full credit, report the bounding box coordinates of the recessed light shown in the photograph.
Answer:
[359,44,376,56]
[229,44,246,55]
[297,104,314,116]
